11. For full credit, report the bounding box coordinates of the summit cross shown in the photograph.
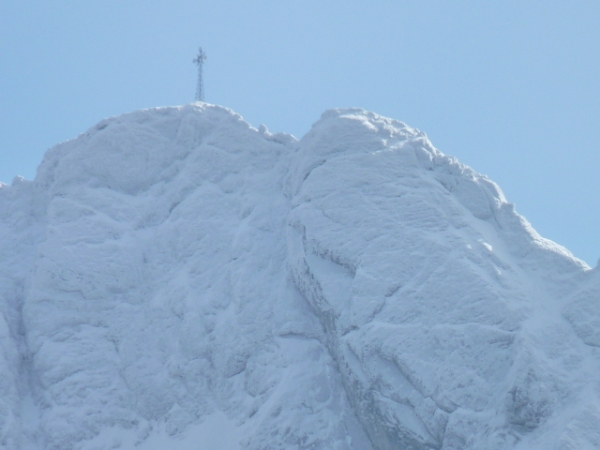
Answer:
[193,47,207,102]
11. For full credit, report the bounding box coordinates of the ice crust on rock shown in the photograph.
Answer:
[0,103,599,449]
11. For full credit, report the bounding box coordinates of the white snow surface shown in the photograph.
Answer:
[1,103,599,449]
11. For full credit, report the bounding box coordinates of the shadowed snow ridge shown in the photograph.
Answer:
[0,103,598,449]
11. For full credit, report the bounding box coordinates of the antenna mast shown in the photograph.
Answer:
[193,47,207,102]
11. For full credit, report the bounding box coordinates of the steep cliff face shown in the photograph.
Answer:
[0,104,598,449]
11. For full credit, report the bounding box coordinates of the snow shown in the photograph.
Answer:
[79,412,242,450]
[0,102,599,449]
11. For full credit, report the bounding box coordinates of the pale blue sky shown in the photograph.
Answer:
[1,1,599,265]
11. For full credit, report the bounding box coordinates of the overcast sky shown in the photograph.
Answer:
[1,0,599,265]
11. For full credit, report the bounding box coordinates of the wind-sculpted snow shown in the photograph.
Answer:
[0,104,599,449]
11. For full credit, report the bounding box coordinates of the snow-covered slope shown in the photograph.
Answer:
[0,103,599,449]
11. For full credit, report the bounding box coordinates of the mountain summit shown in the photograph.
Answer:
[1,104,599,449]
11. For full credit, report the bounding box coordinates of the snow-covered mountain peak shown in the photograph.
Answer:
[0,104,599,449]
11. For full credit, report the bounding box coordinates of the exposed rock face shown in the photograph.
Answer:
[0,104,598,449]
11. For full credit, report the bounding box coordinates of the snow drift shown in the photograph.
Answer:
[0,103,599,449]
